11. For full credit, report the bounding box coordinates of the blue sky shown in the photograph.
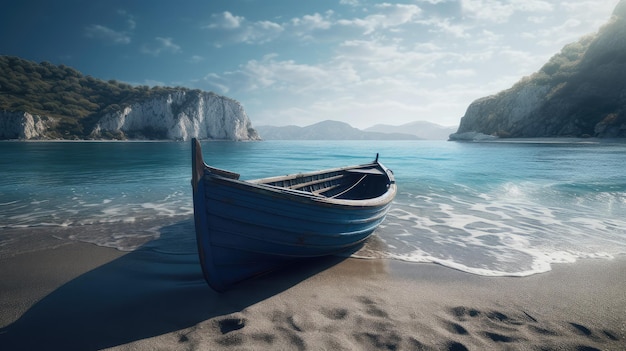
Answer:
[1,0,620,128]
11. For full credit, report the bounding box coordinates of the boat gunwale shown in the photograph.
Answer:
[191,140,395,206]
[205,167,395,207]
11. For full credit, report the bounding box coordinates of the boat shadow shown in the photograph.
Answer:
[0,219,351,351]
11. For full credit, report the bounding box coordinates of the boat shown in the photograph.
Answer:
[191,138,396,291]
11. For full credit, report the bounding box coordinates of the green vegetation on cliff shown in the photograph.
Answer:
[454,2,626,138]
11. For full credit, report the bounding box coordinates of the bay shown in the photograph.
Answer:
[1,139,625,276]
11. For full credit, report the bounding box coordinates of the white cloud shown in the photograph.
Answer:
[475,29,501,44]
[527,16,548,24]
[84,24,131,44]
[335,38,446,78]
[338,3,422,34]
[374,3,423,27]
[421,17,470,38]
[339,0,359,6]
[461,0,553,23]
[291,12,333,31]
[446,69,476,77]
[188,55,204,63]
[141,37,181,56]
[206,11,244,29]
[157,37,181,52]
[117,10,136,30]
[559,1,620,34]
[561,0,620,16]
[203,73,231,93]
[236,55,360,93]
[515,0,554,12]
[235,21,284,44]
[204,12,283,45]
[417,0,450,4]
[85,10,136,45]
[522,17,588,48]
[205,4,426,46]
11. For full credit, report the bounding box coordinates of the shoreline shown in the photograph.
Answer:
[3,137,626,143]
[1,241,624,350]
[448,134,626,144]
[0,139,239,143]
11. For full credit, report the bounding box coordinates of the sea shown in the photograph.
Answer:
[1,139,625,277]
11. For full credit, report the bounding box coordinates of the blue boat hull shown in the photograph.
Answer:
[191,139,396,291]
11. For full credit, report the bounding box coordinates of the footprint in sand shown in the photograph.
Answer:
[602,330,619,341]
[357,296,389,318]
[570,322,594,336]
[446,341,469,351]
[568,322,621,346]
[446,307,527,344]
[267,310,308,350]
[482,331,517,343]
[441,320,469,335]
[320,307,349,320]
[217,317,246,334]
[449,306,481,320]
[527,324,560,336]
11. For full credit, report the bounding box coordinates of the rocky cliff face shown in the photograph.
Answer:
[451,1,626,139]
[0,111,55,139]
[1,90,259,141]
[90,90,259,141]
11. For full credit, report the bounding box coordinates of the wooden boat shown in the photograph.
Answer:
[191,138,396,291]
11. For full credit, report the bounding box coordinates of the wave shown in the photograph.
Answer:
[358,183,626,277]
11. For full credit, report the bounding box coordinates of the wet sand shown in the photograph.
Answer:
[0,238,624,350]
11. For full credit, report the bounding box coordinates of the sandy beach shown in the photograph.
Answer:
[1,235,624,351]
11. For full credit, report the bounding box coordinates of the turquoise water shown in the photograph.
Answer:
[1,139,625,276]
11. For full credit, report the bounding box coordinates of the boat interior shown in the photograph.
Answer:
[256,166,391,200]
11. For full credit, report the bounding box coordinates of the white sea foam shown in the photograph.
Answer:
[0,192,191,230]
[363,183,626,276]
[30,199,49,205]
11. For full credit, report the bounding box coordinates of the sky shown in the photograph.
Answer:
[0,0,620,129]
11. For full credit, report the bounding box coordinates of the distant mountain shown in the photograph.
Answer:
[255,120,420,140]
[451,1,626,139]
[365,121,457,140]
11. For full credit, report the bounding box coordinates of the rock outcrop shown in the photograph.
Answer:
[451,1,626,139]
[0,56,259,141]
[0,111,55,139]
[90,90,259,141]
[1,90,259,141]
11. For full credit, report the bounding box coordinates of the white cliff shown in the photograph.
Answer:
[91,90,259,141]
[0,111,53,139]
[453,84,551,138]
